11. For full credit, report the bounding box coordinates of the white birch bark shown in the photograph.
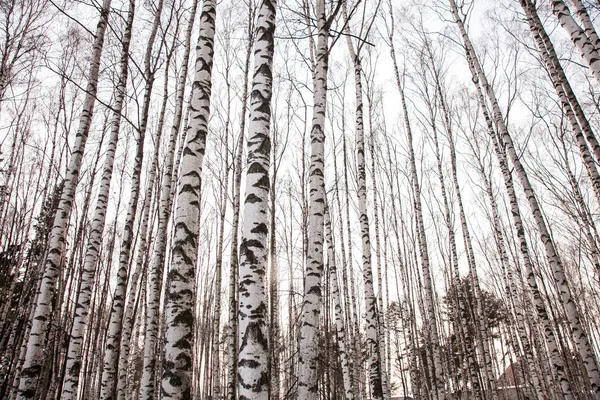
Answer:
[212,23,231,400]
[571,0,600,51]
[113,168,155,400]
[110,3,165,399]
[470,142,544,399]
[467,53,574,399]
[426,93,482,398]
[341,4,385,396]
[521,0,600,210]
[138,4,198,400]
[542,23,600,167]
[366,92,390,400]
[226,9,253,396]
[550,0,600,86]
[268,137,280,400]
[324,203,354,400]
[161,0,216,397]
[16,1,111,397]
[297,0,340,397]
[391,49,445,400]
[236,0,276,397]
[449,0,599,395]
[60,2,135,398]
[102,2,198,390]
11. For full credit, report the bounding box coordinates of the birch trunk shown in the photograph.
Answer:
[448,1,592,396]
[366,87,390,400]
[105,1,198,390]
[113,3,166,398]
[236,0,276,397]
[269,123,280,400]
[521,0,600,210]
[161,0,216,397]
[60,2,135,398]
[226,6,254,397]
[388,37,445,400]
[297,0,340,397]
[212,44,231,400]
[114,167,155,400]
[341,4,385,395]
[324,203,354,399]
[138,4,197,400]
[469,138,544,398]
[16,1,111,397]
[426,94,482,398]
[550,0,600,86]
[571,0,600,51]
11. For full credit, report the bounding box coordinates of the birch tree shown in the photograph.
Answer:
[297,0,341,397]
[161,0,216,397]
[449,0,600,394]
[226,4,255,399]
[342,1,385,397]
[16,1,111,397]
[59,1,135,398]
[236,0,277,397]
[550,0,600,86]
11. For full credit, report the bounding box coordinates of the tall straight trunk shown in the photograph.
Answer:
[448,1,586,396]
[114,170,155,400]
[138,4,196,400]
[16,1,111,397]
[341,3,384,396]
[161,0,216,397]
[468,137,544,398]
[520,0,600,210]
[212,42,231,400]
[114,3,167,399]
[269,127,280,400]
[571,0,600,50]
[341,115,363,395]
[297,0,340,397]
[550,0,600,86]
[387,22,444,399]
[423,85,482,398]
[236,0,276,397]
[365,86,390,400]
[331,110,354,344]
[60,2,135,398]
[324,203,354,399]
[101,0,197,392]
[424,43,498,397]
[226,6,254,399]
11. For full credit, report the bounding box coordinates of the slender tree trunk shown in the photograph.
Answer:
[324,203,354,399]
[61,2,135,398]
[449,1,584,396]
[212,44,231,400]
[297,1,340,397]
[341,3,384,396]
[470,139,544,398]
[236,0,276,397]
[521,0,600,211]
[388,40,445,400]
[16,1,111,397]
[571,0,600,51]
[550,0,600,86]
[226,5,254,398]
[269,123,280,400]
[160,0,216,397]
